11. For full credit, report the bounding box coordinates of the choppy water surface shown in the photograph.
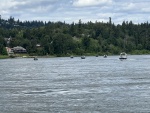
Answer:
[0,55,150,113]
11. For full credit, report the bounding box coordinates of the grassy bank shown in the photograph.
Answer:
[0,55,9,59]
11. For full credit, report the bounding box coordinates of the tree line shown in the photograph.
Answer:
[0,16,150,56]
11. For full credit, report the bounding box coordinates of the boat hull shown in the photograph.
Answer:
[119,58,127,59]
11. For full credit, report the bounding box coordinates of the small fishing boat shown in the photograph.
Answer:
[70,55,74,58]
[81,56,85,59]
[34,57,38,60]
[119,52,127,60]
[103,55,107,58]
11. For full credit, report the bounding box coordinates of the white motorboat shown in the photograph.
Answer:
[119,52,127,60]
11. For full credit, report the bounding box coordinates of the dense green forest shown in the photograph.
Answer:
[0,16,150,56]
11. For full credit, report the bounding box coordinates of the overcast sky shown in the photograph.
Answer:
[0,0,150,24]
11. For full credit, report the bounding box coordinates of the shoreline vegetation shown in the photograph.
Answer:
[0,17,150,58]
[0,55,9,59]
[1,49,150,59]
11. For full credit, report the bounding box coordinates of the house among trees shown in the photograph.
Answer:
[6,47,14,56]
[12,46,27,53]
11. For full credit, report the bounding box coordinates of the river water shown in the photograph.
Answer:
[0,55,150,113]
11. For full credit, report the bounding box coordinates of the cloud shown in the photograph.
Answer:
[0,0,60,20]
[0,0,150,24]
[0,0,25,9]
[142,8,150,13]
[73,0,112,7]
[0,0,26,16]
[123,3,136,11]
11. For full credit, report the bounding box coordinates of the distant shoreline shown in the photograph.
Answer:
[1,53,150,59]
[1,49,150,59]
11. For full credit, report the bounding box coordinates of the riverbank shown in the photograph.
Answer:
[0,55,9,59]
[1,50,150,59]
[0,54,57,59]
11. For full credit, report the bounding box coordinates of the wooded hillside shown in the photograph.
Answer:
[1,16,150,56]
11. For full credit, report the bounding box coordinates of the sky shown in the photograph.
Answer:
[0,0,150,24]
